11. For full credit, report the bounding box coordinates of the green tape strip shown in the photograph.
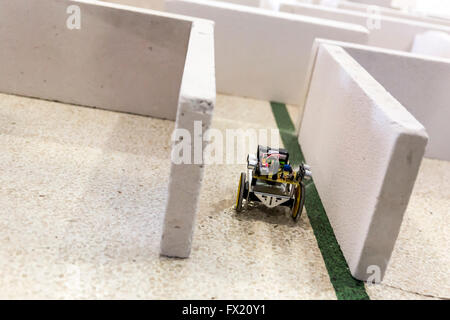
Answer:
[271,101,369,300]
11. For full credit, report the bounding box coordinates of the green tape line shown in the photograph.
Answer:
[271,101,369,300]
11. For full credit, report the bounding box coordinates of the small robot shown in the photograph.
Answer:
[235,145,312,221]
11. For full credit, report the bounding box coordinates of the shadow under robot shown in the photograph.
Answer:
[236,145,312,221]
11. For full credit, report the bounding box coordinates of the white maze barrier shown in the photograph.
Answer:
[298,42,431,281]
[161,19,216,258]
[165,0,369,105]
[0,0,216,258]
[298,39,450,161]
[411,31,450,59]
[279,1,450,52]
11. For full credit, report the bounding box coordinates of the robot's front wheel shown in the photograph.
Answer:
[291,182,306,221]
[235,172,247,212]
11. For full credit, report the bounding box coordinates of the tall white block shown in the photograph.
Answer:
[299,44,428,281]
[298,39,450,161]
[342,46,450,161]
[0,0,217,258]
[165,0,369,105]
[0,0,192,120]
[160,19,216,258]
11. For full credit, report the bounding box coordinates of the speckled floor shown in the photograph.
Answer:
[0,93,448,299]
[374,157,450,299]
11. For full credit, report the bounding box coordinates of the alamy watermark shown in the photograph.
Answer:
[171,121,280,165]
[366,265,382,286]
[366,5,382,30]
[66,5,81,30]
